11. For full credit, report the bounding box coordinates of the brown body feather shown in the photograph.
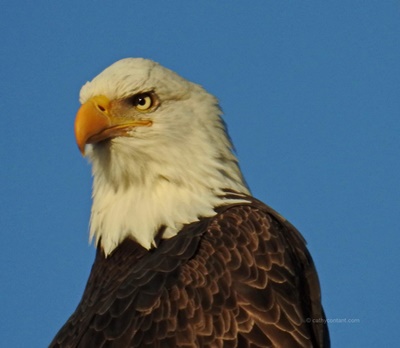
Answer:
[50,192,329,347]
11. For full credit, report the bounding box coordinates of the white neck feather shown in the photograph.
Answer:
[88,144,249,256]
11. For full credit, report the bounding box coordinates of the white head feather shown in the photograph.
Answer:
[79,58,250,256]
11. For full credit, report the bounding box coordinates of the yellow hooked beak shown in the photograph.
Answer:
[74,95,152,154]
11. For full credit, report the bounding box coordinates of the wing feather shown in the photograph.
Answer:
[50,193,329,347]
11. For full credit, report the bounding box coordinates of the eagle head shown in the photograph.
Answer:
[75,58,249,255]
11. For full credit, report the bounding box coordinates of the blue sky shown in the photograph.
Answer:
[1,1,399,346]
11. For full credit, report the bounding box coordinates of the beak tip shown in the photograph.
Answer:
[77,143,86,156]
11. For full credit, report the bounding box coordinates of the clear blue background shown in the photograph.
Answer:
[1,1,399,346]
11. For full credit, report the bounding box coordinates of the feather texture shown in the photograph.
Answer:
[50,192,329,347]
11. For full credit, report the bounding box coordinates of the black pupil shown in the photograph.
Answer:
[137,95,147,105]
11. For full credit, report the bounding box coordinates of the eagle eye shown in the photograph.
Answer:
[128,93,154,111]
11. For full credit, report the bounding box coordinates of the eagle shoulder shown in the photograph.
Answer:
[50,195,329,347]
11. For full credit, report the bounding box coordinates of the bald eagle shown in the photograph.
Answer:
[50,58,329,347]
